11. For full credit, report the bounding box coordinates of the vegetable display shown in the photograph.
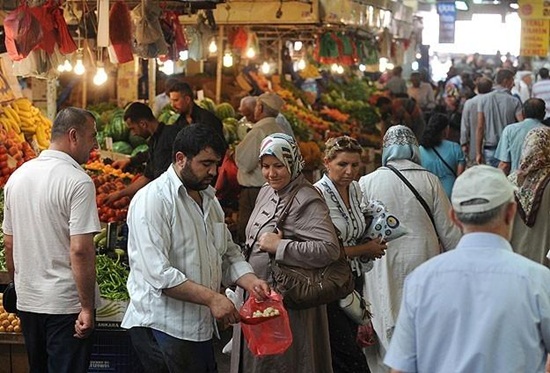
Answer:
[96,254,130,301]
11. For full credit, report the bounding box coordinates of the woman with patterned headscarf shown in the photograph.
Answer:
[509,127,550,267]
[230,133,340,373]
[358,125,461,373]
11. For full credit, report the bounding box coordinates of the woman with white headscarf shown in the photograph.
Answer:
[230,133,340,373]
[358,125,461,373]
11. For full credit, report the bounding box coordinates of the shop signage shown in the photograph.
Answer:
[520,19,549,56]
[436,1,456,44]
[518,0,550,19]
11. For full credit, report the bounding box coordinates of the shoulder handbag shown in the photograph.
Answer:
[386,165,442,248]
[431,147,457,177]
[269,185,355,310]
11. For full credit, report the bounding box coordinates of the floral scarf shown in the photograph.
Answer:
[508,127,550,227]
[259,133,304,180]
[382,124,421,166]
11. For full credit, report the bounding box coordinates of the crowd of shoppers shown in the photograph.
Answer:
[5,60,550,373]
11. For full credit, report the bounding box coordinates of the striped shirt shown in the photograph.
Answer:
[121,165,253,341]
[532,79,550,118]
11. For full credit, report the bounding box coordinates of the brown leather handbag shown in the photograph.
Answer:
[270,186,355,310]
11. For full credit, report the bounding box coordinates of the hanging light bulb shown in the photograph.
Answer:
[358,64,366,72]
[57,62,66,73]
[246,47,256,59]
[261,61,271,75]
[74,50,85,75]
[159,60,174,75]
[179,50,189,61]
[208,39,218,54]
[74,58,85,75]
[93,63,108,86]
[336,65,344,74]
[223,51,233,67]
[297,58,306,71]
[331,63,339,73]
[293,40,303,51]
[63,59,73,72]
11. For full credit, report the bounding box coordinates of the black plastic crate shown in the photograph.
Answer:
[88,328,144,373]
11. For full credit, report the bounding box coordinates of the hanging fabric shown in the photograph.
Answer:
[97,0,110,47]
[109,0,133,63]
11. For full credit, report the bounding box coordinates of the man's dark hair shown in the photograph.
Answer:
[164,77,180,94]
[539,68,549,79]
[495,68,515,85]
[376,96,392,107]
[172,123,227,160]
[123,102,155,122]
[51,107,95,140]
[477,77,493,94]
[168,81,194,98]
[523,98,546,120]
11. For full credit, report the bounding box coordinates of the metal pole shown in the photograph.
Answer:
[215,25,225,104]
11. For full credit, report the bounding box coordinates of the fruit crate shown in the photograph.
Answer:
[88,328,144,373]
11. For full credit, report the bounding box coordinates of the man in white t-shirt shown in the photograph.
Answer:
[3,108,101,373]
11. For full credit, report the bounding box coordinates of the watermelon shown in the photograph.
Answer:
[96,131,107,149]
[88,110,104,131]
[128,134,147,148]
[112,141,133,155]
[198,98,216,113]
[109,109,129,142]
[215,103,236,120]
[222,118,239,144]
[157,107,180,125]
[131,144,149,157]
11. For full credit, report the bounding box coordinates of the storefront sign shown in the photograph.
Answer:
[520,19,549,56]
[518,0,550,19]
[436,1,456,44]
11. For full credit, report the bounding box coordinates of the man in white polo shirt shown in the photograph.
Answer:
[3,107,101,373]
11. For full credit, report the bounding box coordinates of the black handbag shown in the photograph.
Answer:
[270,185,355,310]
[3,282,17,313]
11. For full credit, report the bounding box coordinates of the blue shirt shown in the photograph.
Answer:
[419,140,465,198]
[494,118,543,172]
[384,232,550,373]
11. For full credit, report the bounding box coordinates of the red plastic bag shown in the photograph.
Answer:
[52,6,77,54]
[28,1,56,54]
[4,4,43,61]
[240,291,292,356]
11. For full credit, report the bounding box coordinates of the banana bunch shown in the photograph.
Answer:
[1,98,52,150]
[298,63,321,79]
[0,104,24,143]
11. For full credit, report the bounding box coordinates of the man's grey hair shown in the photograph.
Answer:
[240,96,257,110]
[455,199,513,226]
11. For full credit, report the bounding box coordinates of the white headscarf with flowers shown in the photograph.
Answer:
[259,133,305,180]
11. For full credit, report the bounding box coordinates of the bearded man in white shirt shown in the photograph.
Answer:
[121,123,270,372]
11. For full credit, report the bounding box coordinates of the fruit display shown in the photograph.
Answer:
[0,97,52,151]
[0,296,21,334]
[91,173,131,223]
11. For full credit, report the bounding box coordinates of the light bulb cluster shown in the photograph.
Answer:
[57,59,73,73]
